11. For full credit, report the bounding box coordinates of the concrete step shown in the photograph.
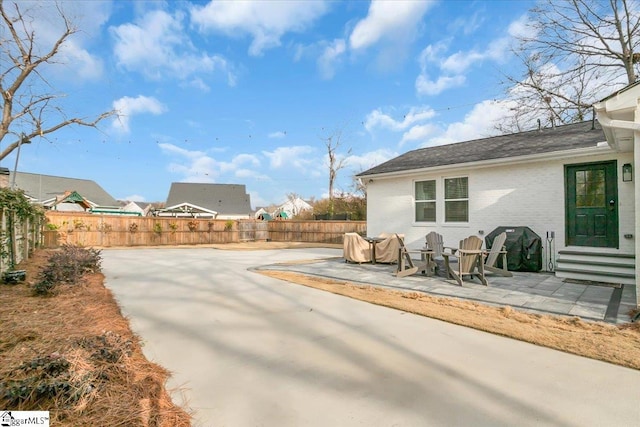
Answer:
[555,251,636,285]
[557,250,635,266]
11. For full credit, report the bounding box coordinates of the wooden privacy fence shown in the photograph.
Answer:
[0,208,42,274]
[42,212,366,248]
[267,220,366,243]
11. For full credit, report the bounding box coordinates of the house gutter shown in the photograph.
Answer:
[361,145,612,181]
[594,111,640,131]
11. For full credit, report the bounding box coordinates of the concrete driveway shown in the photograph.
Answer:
[102,247,640,427]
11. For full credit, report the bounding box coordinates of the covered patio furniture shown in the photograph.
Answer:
[343,233,372,263]
[374,233,403,263]
[442,235,488,286]
[484,232,512,277]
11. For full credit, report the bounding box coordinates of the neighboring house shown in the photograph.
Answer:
[254,207,272,220]
[358,117,637,306]
[154,202,217,218]
[121,201,153,216]
[50,190,93,212]
[163,182,252,219]
[11,171,118,209]
[276,197,312,218]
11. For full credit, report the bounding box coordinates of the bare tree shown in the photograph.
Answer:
[319,126,351,216]
[502,0,640,131]
[285,192,301,216]
[0,1,114,162]
[351,172,367,197]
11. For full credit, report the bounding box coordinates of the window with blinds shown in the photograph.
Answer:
[444,177,468,222]
[415,180,436,222]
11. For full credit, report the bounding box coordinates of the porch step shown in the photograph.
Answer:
[555,250,636,286]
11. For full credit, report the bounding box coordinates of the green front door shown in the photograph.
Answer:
[565,161,618,248]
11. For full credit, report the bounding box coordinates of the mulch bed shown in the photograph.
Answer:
[0,249,192,426]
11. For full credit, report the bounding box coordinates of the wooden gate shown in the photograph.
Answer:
[238,220,269,241]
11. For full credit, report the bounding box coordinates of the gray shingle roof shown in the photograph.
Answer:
[358,121,606,177]
[12,171,118,206]
[165,183,252,215]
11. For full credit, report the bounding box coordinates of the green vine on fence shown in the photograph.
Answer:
[0,187,45,270]
[0,187,45,222]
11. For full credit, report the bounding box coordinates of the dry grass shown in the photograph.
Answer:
[0,250,191,426]
[259,270,640,371]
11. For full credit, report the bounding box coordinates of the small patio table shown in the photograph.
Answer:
[364,237,384,264]
[420,249,435,276]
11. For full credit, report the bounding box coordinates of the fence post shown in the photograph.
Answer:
[0,209,4,274]
[22,217,29,262]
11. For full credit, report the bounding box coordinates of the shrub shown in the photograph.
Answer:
[1,353,75,406]
[33,245,102,296]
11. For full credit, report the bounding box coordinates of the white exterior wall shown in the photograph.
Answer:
[366,151,634,270]
[122,201,145,215]
[216,214,252,220]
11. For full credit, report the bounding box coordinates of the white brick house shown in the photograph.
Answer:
[358,118,637,307]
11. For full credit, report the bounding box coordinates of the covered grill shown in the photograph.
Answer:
[485,226,542,272]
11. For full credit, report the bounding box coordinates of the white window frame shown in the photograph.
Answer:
[443,176,469,223]
[414,179,437,223]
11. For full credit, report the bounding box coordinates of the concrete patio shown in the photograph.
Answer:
[256,256,637,324]
[102,247,640,426]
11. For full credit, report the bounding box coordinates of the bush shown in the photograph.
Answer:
[33,245,102,296]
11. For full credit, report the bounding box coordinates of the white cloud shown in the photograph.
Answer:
[415,43,467,95]
[421,99,515,147]
[508,14,534,39]
[400,123,440,146]
[364,106,436,132]
[112,95,167,133]
[111,9,236,84]
[349,0,434,51]
[181,78,211,92]
[262,146,316,171]
[190,1,329,56]
[318,39,346,79]
[159,143,263,182]
[3,1,111,82]
[440,37,510,75]
[59,40,105,80]
[415,73,466,95]
[448,11,484,36]
[346,149,398,173]
[219,153,260,174]
[122,194,146,202]
[249,191,268,209]
[414,14,521,97]
[268,131,287,139]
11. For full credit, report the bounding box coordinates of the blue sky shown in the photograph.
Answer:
[4,0,537,209]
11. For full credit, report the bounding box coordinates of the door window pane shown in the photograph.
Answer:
[576,169,605,207]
